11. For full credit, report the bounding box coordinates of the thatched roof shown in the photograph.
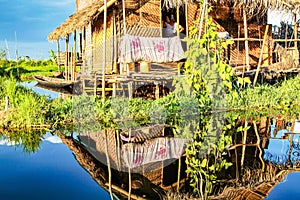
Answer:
[48,0,106,41]
[229,0,300,14]
[48,0,300,41]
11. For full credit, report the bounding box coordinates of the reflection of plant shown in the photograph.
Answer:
[0,129,45,153]
[185,114,233,198]
[182,1,236,197]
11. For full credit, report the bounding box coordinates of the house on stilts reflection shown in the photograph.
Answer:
[48,0,300,98]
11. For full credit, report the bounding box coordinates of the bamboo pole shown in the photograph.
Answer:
[102,0,107,99]
[177,158,181,192]
[104,131,113,200]
[160,0,162,37]
[73,30,77,81]
[57,39,61,72]
[113,9,118,73]
[294,13,299,66]
[253,25,269,87]
[253,121,265,172]
[295,13,298,49]
[128,129,132,200]
[185,3,188,38]
[65,35,70,80]
[285,21,288,48]
[122,0,127,75]
[198,0,206,39]
[243,9,250,71]
[240,120,248,168]
[70,47,73,81]
[83,27,86,73]
[176,4,181,75]
[82,27,86,93]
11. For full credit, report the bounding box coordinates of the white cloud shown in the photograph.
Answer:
[44,136,62,144]
[0,138,17,146]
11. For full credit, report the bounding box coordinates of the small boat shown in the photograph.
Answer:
[33,76,74,88]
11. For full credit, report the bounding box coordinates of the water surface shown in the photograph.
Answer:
[0,133,111,200]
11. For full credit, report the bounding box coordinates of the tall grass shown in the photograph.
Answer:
[0,77,49,128]
[227,76,300,111]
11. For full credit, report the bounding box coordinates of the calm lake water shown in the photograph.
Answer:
[11,81,300,199]
[0,133,111,200]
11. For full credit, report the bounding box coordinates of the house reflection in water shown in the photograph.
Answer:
[62,125,189,199]
[264,119,300,166]
[58,116,300,199]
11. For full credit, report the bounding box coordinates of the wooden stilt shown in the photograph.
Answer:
[294,13,299,66]
[177,158,181,192]
[102,0,108,99]
[243,9,250,71]
[185,3,189,38]
[113,9,118,73]
[73,30,77,81]
[128,81,133,99]
[57,39,61,72]
[155,83,160,99]
[253,25,269,87]
[65,35,70,80]
[112,82,116,97]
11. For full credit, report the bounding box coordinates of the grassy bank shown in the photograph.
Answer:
[0,58,60,81]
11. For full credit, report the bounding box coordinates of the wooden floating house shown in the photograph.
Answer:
[48,0,300,97]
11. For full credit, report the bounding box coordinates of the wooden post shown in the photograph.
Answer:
[185,3,189,38]
[65,34,70,80]
[160,0,162,37]
[243,9,250,71]
[122,0,128,75]
[113,9,118,73]
[57,39,61,72]
[112,82,116,97]
[155,84,160,99]
[70,47,73,81]
[128,81,133,99]
[294,13,299,66]
[285,21,288,48]
[102,0,107,99]
[253,25,269,87]
[83,27,86,73]
[73,30,77,81]
[176,4,181,74]
[177,158,181,192]
[122,0,126,34]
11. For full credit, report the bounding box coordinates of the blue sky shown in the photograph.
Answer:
[0,0,75,59]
